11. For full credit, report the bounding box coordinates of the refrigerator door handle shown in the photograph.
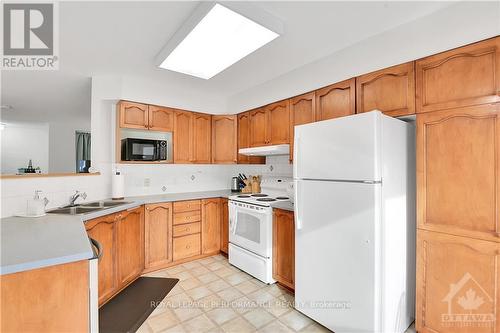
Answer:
[293,135,299,177]
[294,180,302,230]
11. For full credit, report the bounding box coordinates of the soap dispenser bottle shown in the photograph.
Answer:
[27,190,49,216]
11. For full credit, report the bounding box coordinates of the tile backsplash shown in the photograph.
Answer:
[0,155,292,217]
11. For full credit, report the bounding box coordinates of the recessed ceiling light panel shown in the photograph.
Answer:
[158,3,280,79]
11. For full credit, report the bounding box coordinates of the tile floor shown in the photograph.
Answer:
[139,254,416,333]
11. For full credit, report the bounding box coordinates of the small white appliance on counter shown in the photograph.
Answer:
[228,177,292,284]
[294,111,415,333]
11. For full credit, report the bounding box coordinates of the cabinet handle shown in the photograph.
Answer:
[186,245,191,249]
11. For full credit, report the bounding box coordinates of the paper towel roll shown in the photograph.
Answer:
[112,171,125,200]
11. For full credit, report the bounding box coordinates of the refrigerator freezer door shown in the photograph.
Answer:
[294,179,381,333]
[294,111,381,181]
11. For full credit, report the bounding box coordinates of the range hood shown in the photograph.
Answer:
[238,144,290,156]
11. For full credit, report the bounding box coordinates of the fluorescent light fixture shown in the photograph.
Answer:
[158,3,280,79]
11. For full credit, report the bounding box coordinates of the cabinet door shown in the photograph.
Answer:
[201,198,221,254]
[416,230,500,333]
[417,104,500,242]
[148,106,174,132]
[249,108,268,147]
[212,115,237,164]
[273,209,295,290]
[416,37,500,113]
[315,78,355,121]
[173,110,193,164]
[238,112,265,164]
[193,113,212,163]
[85,214,117,305]
[267,100,290,145]
[145,203,173,270]
[116,207,144,286]
[118,101,149,129]
[356,62,415,117]
[290,92,316,161]
[220,198,229,254]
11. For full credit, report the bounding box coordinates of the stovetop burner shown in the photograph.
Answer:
[251,194,268,197]
[256,198,277,202]
[237,195,251,198]
[275,196,289,200]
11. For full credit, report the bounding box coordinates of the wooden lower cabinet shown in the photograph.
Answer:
[0,260,89,332]
[202,198,221,254]
[220,198,229,254]
[273,209,295,290]
[173,233,201,261]
[85,213,117,304]
[116,207,144,286]
[145,203,173,270]
[416,230,500,333]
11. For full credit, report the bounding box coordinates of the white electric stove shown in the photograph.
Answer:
[228,177,292,284]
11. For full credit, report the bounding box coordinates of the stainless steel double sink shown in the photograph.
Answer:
[47,201,132,215]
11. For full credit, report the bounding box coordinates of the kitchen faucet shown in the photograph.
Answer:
[68,190,87,206]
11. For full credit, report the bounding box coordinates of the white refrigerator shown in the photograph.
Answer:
[293,111,415,333]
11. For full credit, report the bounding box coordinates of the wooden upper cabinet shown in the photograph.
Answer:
[416,37,500,113]
[173,110,193,164]
[266,100,290,145]
[212,115,237,164]
[85,214,117,305]
[220,198,229,254]
[145,203,173,270]
[201,198,221,254]
[273,209,295,290]
[315,79,355,121]
[416,230,500,333]
[116,207,144,286]
[148,106,174,132]
[119,101,149,129]
[238,112,265,164]
[290,92,316,161]
[417,103,500,242]
[249,108,268,147]
[192,113,212,163]
[356,62,415,117]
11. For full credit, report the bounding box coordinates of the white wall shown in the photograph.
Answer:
[0,122,49,174]
[227,1,500,112]
[49,119,91,173]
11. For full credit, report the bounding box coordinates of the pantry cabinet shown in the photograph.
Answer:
[145,203,173,270]
[118,101,149,129]
[237,112,265,164]
[85,213,117,305]
[356,62,415,117]
[416,230,500,333]
[173,110,193,164]
[116,207,144,286]
[212,115,237,164]
[416,37,500,113]
[273,209,295,290]
[220,198,229,254]
[148,105,174,131]
[289,92,316,161]
[416,103,500,242]
[193,113,212,163]
[202,198,221,254]
[315,78,355,121]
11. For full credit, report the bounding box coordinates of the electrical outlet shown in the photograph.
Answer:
[144,178,151,187]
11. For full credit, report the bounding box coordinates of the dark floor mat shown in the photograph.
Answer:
[99,277,179,333]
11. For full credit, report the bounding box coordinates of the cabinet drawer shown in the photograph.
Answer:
[173,200,201,213]
[173,222,201,237]
[173,211,201,225]
[173,234,201,261]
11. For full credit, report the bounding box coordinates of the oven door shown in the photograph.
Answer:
[229,201,271,258]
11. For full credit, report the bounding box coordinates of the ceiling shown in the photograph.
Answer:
[2,1,455,120]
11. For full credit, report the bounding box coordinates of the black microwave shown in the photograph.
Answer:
[121,138,167,161]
